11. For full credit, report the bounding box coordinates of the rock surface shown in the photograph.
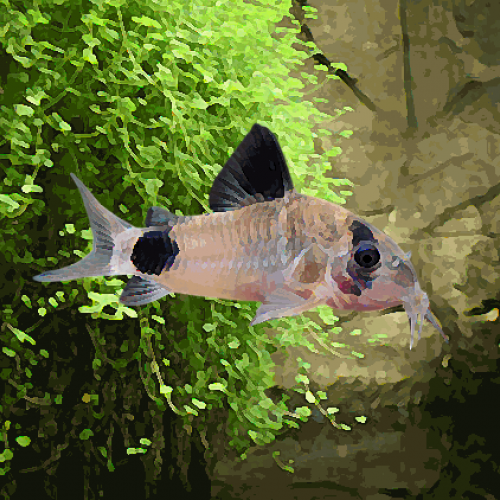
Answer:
[212,0,500,499]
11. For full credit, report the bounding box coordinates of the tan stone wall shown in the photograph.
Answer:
[213,1,500,498]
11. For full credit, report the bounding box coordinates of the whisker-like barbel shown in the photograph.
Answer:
[425,309,449,344]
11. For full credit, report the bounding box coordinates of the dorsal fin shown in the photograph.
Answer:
[209,124,295,212]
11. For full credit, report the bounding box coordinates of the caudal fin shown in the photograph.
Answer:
[33,174,134,282]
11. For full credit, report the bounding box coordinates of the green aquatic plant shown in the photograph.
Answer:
[0,0,353,487]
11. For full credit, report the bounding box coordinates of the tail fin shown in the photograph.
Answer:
[33,174,134,282]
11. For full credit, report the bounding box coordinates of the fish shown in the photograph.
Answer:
[33,123,449,349]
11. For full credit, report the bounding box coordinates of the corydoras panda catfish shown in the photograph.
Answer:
[34,124,448,349]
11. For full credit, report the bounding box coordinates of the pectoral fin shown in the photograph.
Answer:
[120,276,171,306]
[250,288,324,326]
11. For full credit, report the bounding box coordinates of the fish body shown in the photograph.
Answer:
[34,124,448,349]
[155,193,346,303]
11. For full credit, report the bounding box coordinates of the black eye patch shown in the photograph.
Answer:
[349,219,376,247]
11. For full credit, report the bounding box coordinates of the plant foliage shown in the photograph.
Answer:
[0,0,353,486]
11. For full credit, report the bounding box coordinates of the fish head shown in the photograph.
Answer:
[327,215,447,349]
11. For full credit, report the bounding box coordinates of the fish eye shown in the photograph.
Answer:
[354,243,380,269]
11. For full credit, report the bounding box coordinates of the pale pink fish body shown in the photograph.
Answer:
[157,193,349,304]
[33,124,448,349]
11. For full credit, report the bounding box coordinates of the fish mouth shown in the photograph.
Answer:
[403,290,449,349]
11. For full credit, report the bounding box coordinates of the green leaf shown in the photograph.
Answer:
[1,449,13,462]
[248,430,258,442]
[295,406,311,417]
[79,429,94,440]
[305,391,316,403]
[21,184,43,193]
[139,177,161,197]
[295,374,309,385]
[137,145,162,166]
[326,407,339,415]
[208,382,226,392]
[351,351,365,359]
[13,55,32,67]
[6,324,35,344]
[317,306,338,325]
[339,130,353,138]
[103,28,119,41]
[15,104,34,116]
[132,16,162,29]
[0,195,20,211]
[152,315,165,324]
[15,436,31,447]
[192,398,206,409]
[83,48,97,65]
[190,95,208,109]
[82,34,101,48]
[155,64,175,85]
[126,447,147,455]
[184,405,199,416]
[316,391,327,400]
[28,9,49,25]
[121,306,137,318]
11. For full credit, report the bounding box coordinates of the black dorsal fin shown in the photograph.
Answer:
[209,124,295,212]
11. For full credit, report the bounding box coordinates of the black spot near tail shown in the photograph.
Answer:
[131,230,179,276]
